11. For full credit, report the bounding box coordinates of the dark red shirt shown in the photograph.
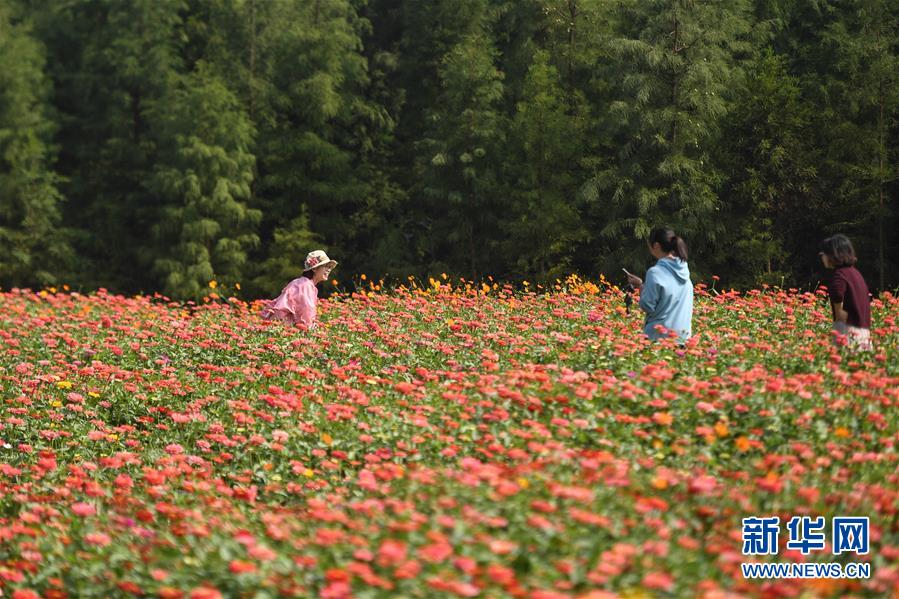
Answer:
[829,266,871,328]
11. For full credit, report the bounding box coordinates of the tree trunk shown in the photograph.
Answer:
[567,0,578,106]
[669,6,679,207]
[876,27,886,290]
[249,0,256,120]
[468,218,478,283]
[878,89,885,290]
[131,90,141,142]
[248,0,258,210]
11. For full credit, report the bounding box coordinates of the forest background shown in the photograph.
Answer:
[1,0,897,299]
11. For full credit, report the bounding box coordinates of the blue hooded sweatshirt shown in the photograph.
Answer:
[638,257,693,342]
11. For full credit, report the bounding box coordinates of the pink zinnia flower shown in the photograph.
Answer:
[72,502,95,517]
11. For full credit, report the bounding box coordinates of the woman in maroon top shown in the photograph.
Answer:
[819,234,873,351]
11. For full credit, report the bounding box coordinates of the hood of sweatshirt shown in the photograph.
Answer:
[656,257,691,283]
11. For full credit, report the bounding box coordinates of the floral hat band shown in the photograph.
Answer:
[303,250,338,273]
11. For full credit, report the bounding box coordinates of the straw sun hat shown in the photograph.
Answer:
[303,250,338,273]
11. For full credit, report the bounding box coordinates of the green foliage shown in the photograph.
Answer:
[419,25,506,278]
[815,0,899,289]
[505,50,586,280]
[584,0,753,271]
[716,51,821,287]
[252,0,389,268]
[7,0,899,293]
[148,66,260,299]
[251,206,320,297]
[33,0,186,291]
[0,3,71,287]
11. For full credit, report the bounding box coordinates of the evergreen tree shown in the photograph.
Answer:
[256,0,390,270]
[148,66,260,299]
[0,3,71,288]
[505,50,585,280]
[815,0,899,289]
[189,0,399,285]
[394,0,491,143]
[385,0,494,276]
[253,206,321,296]
[6,0,899,292]
[489,0,542,107]
[34,0,185,291]
[419,28,505,279]
[349,0,410,278]
[717,51,821,287]
[583,0,753,274]
[537,0,607,110]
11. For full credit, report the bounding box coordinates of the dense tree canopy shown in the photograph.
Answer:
[1,0,897,298]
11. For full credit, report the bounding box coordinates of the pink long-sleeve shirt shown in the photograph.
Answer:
[261,277,318,327]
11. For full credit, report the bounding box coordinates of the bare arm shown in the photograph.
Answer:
[832,301,848,323]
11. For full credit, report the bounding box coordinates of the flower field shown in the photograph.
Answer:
[0,281,897,598]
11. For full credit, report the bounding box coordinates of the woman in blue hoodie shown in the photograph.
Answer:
[625,227,693,343]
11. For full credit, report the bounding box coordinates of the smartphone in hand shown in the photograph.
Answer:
[622,268,641,288]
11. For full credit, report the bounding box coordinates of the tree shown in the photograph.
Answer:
[505,50,585,280]
[148,67,260,299]
[33,0,185,291]
[583,0,753,275]
[537,0,607,111]
[252,206,320,296]
[816,0,899,289]
[0,3,71,288]
[255,0,392,273]
[8,0,899,292]
[716,51,821,287]
[418,29,505,279]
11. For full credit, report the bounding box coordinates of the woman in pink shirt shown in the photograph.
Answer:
[261,250,338,329]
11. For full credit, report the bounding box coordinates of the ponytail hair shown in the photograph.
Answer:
[649,227,688,261]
